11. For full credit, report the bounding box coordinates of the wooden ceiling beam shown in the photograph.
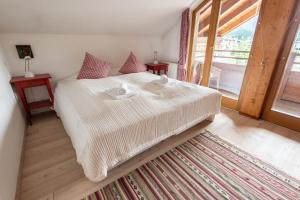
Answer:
[198,0,258,36]
[218,3,259,36]
[221,0,257,19]
[199,0,240,29]
[198,0,240,35]
[198,2,213,20]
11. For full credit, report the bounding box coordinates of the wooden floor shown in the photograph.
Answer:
[20,108,300,200]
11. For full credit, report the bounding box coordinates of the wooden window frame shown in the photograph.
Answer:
[262,1,300,132]
[187,0,298,116]
[237,0,296,118]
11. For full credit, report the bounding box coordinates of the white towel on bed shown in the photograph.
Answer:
[153,74,169,84]
[105,83,137,99]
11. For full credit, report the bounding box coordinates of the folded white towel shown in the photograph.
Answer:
[105,83,137,100]
[118,83,128,95]
[105,90,137,100]
[153,74,169,84]
[105,83,128,95]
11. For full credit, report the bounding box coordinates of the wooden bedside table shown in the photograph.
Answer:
[146,63,169,75]
[10,73,54,125]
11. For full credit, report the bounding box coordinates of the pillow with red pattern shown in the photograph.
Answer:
[77,52,111,79]
[119,52,146,74]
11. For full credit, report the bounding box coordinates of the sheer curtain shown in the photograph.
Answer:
[177,8,190,81]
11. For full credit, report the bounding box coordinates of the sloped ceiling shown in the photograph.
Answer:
[0,0,194,36]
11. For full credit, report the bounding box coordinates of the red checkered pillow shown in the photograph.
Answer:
[77,52,111,79]
[119,52,146,74]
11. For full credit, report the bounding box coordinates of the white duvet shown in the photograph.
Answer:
[54,72,221,182]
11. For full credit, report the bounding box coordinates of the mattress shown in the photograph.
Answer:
[54,72,221,182]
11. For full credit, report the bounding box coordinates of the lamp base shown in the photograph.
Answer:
[25,71,35,78]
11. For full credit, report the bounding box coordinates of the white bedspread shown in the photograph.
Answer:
[54,72,221,182]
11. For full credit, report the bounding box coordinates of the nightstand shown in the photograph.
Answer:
[10,73,54,125]
[146,63,169,75]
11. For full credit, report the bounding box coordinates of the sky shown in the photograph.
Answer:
[239,16,258,31]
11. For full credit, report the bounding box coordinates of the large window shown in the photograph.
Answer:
[209,11,259,100]
[189,0,262,104]
[213,16,258,65]
[188,0,299,130]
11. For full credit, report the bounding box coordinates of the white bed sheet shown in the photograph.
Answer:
[54,72,221,182]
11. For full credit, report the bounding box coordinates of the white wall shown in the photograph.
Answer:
[162,21,181,63]
[161,20,181,79]
[0,33,162,80]
[0,33,162,101]
[0,44,25,200]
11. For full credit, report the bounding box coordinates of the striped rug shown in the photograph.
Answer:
[85,131,300,200]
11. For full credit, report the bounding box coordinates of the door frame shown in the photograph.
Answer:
[262,1,300,132]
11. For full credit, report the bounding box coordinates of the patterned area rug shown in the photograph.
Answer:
[85,131,300,200]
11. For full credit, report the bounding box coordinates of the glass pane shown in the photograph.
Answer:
[190,1,212,84]
[208,0,261,99]
[272,26,300,118]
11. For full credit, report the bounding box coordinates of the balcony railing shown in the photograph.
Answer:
[195,49,250,65]
[195,49,300,71]
[193,48,300,104]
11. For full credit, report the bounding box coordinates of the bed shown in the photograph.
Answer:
[54,72,221,182]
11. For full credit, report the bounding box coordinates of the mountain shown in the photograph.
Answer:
[226,28,253,40]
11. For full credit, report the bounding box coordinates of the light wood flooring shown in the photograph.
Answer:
[19,108,300,200]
